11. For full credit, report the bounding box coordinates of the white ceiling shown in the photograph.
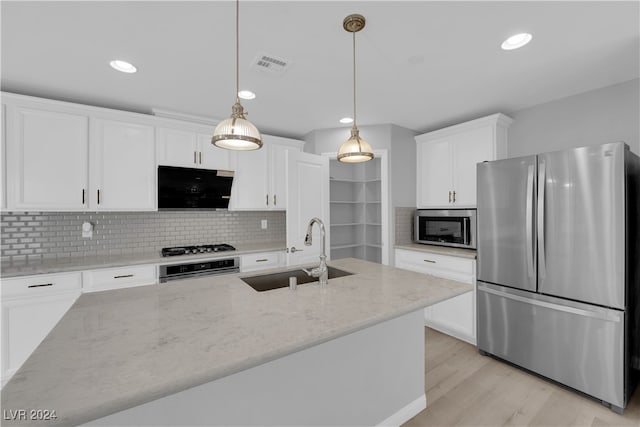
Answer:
[2,1,639,139]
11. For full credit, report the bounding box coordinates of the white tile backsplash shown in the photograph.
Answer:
[1,211,285,262]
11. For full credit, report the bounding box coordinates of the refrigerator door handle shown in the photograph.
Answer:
[478,284,621,323]
[537,161,546,279]
[525,164,535,278]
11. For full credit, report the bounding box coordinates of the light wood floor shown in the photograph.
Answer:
[405,328,640,427]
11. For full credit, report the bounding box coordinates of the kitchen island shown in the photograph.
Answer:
[1,258,470,426]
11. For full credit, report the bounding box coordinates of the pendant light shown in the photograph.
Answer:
[212,0,262,151]
[337,14,374,163]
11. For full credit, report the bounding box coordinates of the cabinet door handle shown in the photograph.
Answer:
[28,283,53,288]
[199,152,202,164]
[194,151,197,164]
[453,191,456,203]
[97,189,101,205]
[256,259,268,262]
[266,194,269,206]
[448,191,452,203]
[273,194,277,206]
[82,189,85,204]
[114,274,134,279]
[423,259,436,263]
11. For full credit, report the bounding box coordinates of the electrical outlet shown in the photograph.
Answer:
[82,221,94,238]
[261,219,268,230]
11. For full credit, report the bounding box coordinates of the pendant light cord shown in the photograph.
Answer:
[352,30,357,128]
[235,0,240,103]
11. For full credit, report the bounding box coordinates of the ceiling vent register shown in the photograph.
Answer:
[252,53,291,75]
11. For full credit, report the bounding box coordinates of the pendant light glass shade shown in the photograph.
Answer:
[212,101,262,150]
[338,14,373,163]
[337,127,374,163]
[211,0,262,151]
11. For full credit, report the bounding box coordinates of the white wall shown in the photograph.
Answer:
[508,78,640,157]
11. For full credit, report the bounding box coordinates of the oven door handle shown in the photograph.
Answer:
[159,267,239,283]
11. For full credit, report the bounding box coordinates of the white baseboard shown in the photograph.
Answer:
[376,394,427,427]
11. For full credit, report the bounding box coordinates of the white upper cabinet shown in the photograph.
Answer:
[6,103,89,211]
[197,133,232,170]
[156,125,232,171]
[156,127,199,168]
[269,142,289,209]
[2,93,307,213]
[90,118,155,211]
[230,135,304,211]
[4,93,158,212]
[230,144,270,210]
[416,113,512,208]
[1,104,6,210]
[418,138,452,208]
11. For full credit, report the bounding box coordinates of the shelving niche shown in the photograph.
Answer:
[329,157,382,263]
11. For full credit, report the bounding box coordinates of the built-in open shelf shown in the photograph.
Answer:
[329,157,383,264]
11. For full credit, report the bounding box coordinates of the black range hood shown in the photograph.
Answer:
[158,166,234,210]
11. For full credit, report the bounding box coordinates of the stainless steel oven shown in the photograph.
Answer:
[159,257,239,283]
[415,209,477,249]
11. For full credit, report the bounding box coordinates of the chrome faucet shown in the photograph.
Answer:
[302,217,328,286]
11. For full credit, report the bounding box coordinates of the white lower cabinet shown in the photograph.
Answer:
[395,248,476,345]
[82,264,157,293]
[240,251,285,273]
[1,272,82,386]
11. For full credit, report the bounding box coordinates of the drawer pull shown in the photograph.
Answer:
[256,259,268,262]
[28,283,53,288]
[114,274,134,279]
[423,259,436,263]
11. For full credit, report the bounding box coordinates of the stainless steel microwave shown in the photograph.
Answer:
[415,209,477,249]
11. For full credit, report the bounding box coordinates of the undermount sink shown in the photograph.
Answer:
[241,267,353,292]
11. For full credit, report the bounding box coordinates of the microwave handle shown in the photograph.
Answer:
[463,217,469,245]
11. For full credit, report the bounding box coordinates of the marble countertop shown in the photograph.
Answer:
[395,243,477,259]
[0,258,470,426]
[0,242,287,278]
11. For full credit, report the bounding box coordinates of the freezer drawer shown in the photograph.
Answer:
[477,282,626,409]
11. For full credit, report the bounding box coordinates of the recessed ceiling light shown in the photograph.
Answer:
[340,117,353,124]
[109,60,137,73]
[238,90,256,100]
[501,33,532,50]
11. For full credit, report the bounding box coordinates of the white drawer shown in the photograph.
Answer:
[395,248,475,284]
[83,264,156,292]
[2,272,82,298]
[240,251,282,272]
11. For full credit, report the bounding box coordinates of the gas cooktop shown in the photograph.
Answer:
[161,244,236,257]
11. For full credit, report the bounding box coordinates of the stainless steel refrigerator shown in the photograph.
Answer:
[477,141,640,413]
